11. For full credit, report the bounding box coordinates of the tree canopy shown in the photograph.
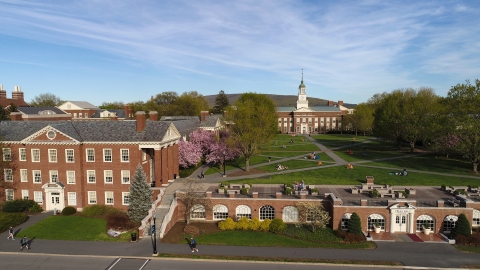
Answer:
[212,90,229,114]
[127,165,153,223]
[30,93,64,107]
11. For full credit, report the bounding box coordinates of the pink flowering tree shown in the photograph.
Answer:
[178,140,203,168]
[205,141,240,165]
[189,129,217,156]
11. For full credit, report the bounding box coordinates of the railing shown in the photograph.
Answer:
[159,198,177,238]
[138,188,165,238]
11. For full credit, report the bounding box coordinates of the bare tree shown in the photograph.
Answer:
[176,177,212,224]
[296,201,330,232]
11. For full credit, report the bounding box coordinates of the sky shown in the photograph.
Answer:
[1,0,480,106]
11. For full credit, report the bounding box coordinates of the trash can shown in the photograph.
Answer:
[131,233,137,242]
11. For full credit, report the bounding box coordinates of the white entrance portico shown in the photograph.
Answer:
[389,203,416,233]
[42,182,65,212]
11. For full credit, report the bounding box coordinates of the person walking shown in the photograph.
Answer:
[20,236,29,251]
[190,237,198,252]
[7,226,14,240]
[200,170,205,179]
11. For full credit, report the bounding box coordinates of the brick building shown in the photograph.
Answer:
[1,111,180,211]
[0,85,30,107]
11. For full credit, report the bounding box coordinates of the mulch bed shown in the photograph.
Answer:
[161,222,221,244]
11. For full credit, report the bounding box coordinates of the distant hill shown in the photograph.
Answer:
[204,94,355,108]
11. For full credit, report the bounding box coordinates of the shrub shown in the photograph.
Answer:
[454,189,467,196]
[269,218,286,234]
[310,188,319,194]
[440,185,446,191]
[0,212,29,232]
[183,225,200,235]
[235,217,251,230]
[399,191,409,198]
[61,206,77,216]
[218,217,236,230]
[2,199,36,213]
[285,187,293,195]
[348,212,362,235]
[28,202,43,213]
[249,218,261,231]
[82,205,120,217]
[452,213,471,237]
[259,219,271,231]
[107,212,137,231]
[344,232,366,243]
[240,188,249,195]
[370,189,380,198]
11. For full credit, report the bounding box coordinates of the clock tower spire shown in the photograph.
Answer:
[296,69,308,109]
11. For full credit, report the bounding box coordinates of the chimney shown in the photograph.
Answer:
[149,111,158,121]
[0,84,6,102]
[10,112,22,121]
[338,100,344,106]
[136,111,146,132]
[124,104,133,119]
[328,100,334,106]
[200,111,209,122]
[12,86,24,101]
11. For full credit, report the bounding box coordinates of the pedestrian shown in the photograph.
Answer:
[200,170,205,179]
[20,236,29,251]
[268,156,271,162]
[7,226,14,240]
[190,237,198,252]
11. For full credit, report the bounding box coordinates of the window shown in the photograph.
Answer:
[104,170,113,183]
[213,204,229,220]
[19,148,27,161]
[88,191,97,204]
[235,205,252,219]
[79,113,83,118]
[368,214,385,231]
[282,206,299,223]
[86,148,95,162]
[443,215,458,233]
[103,149,112,162]
[87,170,96,183]
[66,149,74,162]
[20,169,28,182]
[67,171,75,184]
[32,149,40,162]
[259,205,275,220]
[105,191,114,205]
[2,148,11,161]
[121,149,129,162]
[34,191,43,204]
[68,192,76,206]
[4,169,13,182]
[190,204,206,219]
[142,151,147,161]
[22,190,29,200]
[122,192,130,205]
[121,170,130,184]
[73,113,77,118]
[48,149,57,162]
[6,189,14,201]
[473,210,480,227]
[33,170,42,183]
[341,213,352,230]
[416,215,435,232]
[49,170,58,183]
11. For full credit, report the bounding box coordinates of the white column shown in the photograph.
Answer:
[409,212,415,234]
[390,211,396,233]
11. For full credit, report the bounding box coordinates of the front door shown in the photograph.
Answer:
[394,215,408,232]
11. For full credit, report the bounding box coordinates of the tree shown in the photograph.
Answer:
[296,201,330,232]
[344,103,374,136]
[178,140,203,168]
[212,90,229,114]
[348,212,362,235]
[189,129,217,156]
[175,91,210,116]
[176,177,212,224]
[99,101,124,110]
[226,93,278,171]
[0,104,18,121]
[127,165,153,223]
[153,91,179,116]
[442,79,480,173]
[452,213,471,237]
[30,93,64,107]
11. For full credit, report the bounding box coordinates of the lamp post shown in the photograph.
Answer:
[152,212,157,255]
[223,150,226,177]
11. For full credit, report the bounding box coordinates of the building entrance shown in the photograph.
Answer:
[393,214,408,232]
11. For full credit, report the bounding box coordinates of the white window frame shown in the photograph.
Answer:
[213,204,229,220]
[34,191,43,204]
[88,191,97,204]
[67,171,76,184]
[87,170,96,183]
[65,149,74,163]
[19,148,27,161]
[33,170,42,183]
[22,190,29,200]
[48,149,58,162]
[4,169,13,182]
[122,192,130,205]
[121,149,129,162]
[103,149,112,162]
[121,170,130,184]
[105,191,114,205]
[104,170,113,184]
[20,169,28,182]
[2,148,11,161]
[32,149,40,162]
[86,148,95,162]
[49,170,59,183]
[68,192,77,206]
[190,204,206,220]
[6,189,14,201]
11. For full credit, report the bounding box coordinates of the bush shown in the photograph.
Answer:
[28,202,43,213]
[452,213,471,237]
[0,212,29,232]
[240,188,249,195]
[61,206,77,216]
[344,232,366,243]
[348,212,362,235]
[440,185,446,191]
[285,187,293,195]
[370,189,380,198]
[2,199,36,213]
[82,205,120,217]
[259,219,271,231]
[454,189,467,196]
[107,212,137,231]
[310,188,319,194]
[183,225,200,235]
[249,218,261,231]
[269,218,286,234]
[235,217,251,230]
[218,217,236,230]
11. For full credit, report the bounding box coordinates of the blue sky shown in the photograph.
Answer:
[1,0,479,106]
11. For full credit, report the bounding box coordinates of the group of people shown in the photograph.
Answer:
[346,150,353,155]
[7,226,29,251]
[294,180,306,191]
[347,163,354,169]
[276,164,288,170]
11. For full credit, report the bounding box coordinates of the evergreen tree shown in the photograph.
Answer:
[348,212,362,235]
[452,213,471,237]
[127,165,153,223]
[212,90,229,114]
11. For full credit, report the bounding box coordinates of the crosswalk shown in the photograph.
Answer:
[106,258,150,270]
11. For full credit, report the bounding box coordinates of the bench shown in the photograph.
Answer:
[447,199,459,207]
[230,184,242,189]
[381,193,395,198]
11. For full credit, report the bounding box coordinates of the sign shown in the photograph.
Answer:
[151,225,155,234]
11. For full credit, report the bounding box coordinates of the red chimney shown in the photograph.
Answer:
[328,100,334,106]
[10,112,22,121]
[200,111,209,122]
[124,104,133,119]
[149,111,158,121]
[136,111,146,132]
[337,100,344,106]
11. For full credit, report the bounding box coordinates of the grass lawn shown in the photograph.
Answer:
[455,245,480,253]
[311,134,375,148]
[19,216,134,242]
[256,159,331,172]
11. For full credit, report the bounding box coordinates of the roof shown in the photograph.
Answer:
[277,106,342,112]
[0,120,174,143]
[17,106,67,115]
[90,109,126,118]
[199,115,221,128]
[62,101,99,109]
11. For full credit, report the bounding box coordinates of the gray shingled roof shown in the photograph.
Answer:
[17,106,67,115]
[161,118,200,139]
[0,120,171,143]
[67,101,99,109]
[90,109,126,118]
[199,115,220,128]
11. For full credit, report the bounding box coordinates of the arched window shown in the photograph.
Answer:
[282,206,298,223]
[416,214,435,232]
[260,205,275,220]
[213,204,228,220]
[341,213,352,230]
[473,210,480,227]
[190,204,205,219]
[367,214,385,231]
[443,215,458,233]
[235,205,252,219]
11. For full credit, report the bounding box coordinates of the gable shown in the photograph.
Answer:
[23,126,80,144]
